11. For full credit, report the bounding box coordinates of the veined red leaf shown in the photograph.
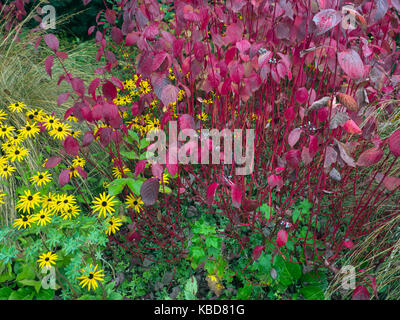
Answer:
[388,130,400,157]
[82,132,94,147]
[64,136,80,156]
[44,156,62,169]
[135,160,147,178]
[44,56,53,78]
[44,33,59,51]
[352,285,370,300]
[161,84,179,106]
[59,169,70,187]
[338,50,365,80]
[57,92,70,106]
[356,148,384,166]
[344,119,362,135]
[252,246,264,260]
[267,174,283,191]
[383,176,400,192]
[140,178,160,206]
[288,128,302,148]
[277,229,288,247]
[206,183,219,204]
[313,9,341,35]
[231,184,243,208]
[179,114,195,130]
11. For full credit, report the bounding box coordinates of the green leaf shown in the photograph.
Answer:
[273,255,302,288]
[126,178,143,196]
[108,178,127,196]
[0,287,12,300]
[236,284,252,300]
[17,279,42,293]
[184,276,198,300]
[36,288,55,300]
[128,130,140,143]
[120,150,138,160]
[260,203,274,220]
[15,264,36,282]
[300,286,325,300]
[8,287,35,300]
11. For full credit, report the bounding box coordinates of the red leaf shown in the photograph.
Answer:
[252,246,264,260]
[313,9,341,35]
[295,87,308,104]
[267,174,283,191]
[57,92,70,106]
[338,50,365,80]
[45,156,62,169]
[277,229,288,247]
[75,166,87,179]
[206,183,219,204]
[179,114,195,130]
[151,163,164,180]
[44,33,59,51]
[383,176,400,192]
[343,239,354,249]
[356,148,384,166]
[285,149,301,168]
[135,160,147,178]
[288,128,302,148]
[88,78,101,98]
[388,130,400,157]
[71,78,85,96]
[140,178,160,206]
[59,169,70,187]
[126,32,139,46]
[64,136,80,156]
[166,150,178,176]
[344,119,362,135]
[231,184,243,208]
[110,27,123,44]
[82,132,94,147]
[235,39,251,53]
[44,56,53,78]
[102,81,117,101]
[161,84,179,106]
[352,285,370,300]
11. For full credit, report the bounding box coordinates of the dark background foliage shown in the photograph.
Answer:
[26,0,105,40]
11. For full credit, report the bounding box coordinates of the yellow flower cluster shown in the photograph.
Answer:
[0,102,81,181]
[12,191,80,229]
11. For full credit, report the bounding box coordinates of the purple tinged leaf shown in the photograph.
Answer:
[57,92,70,106]
[161,84,179,106]
[135,160,147,178]
[82,132,94,147]
[44,56,53,78]
[356,148,384,166]
[231,184,243,208]
[288,128,302,148]
[44,33,59,51]
[206,183,219,204]
[313,9,341,35]
[338,50,365,80]
[45,156,62,169]
[64,136,80,156]
[59,169,70,187]
[140,178,160,206]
